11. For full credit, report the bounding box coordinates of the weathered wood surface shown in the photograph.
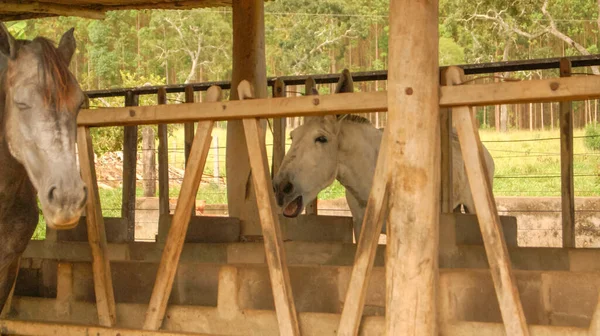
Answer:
[226,0,268,237]
[337,129,390,336]
[0,0,230,21]
[439,68,454,213]
[78,76,600,127]
[157,88,170,216]
[184,84,196,215]
[454,105,529,336]
[384,0,440,335]
[303,77,318,216]
[143,87,221,331]
[272,78,287,179]
[449,65,529,336]
[559,58,575,248]
[0,319,218,336]
[122,91,138,242]
[239,80,300,336]
[76,126,116,327]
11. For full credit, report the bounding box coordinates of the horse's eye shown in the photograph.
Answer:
[315,136,328,144]
[16,102,31,110]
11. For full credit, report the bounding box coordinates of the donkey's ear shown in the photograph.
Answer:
[335,69,354,94]
[57,27,76,65]
[0,22,17,60]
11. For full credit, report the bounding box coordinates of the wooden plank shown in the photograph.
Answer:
[78,76,600,127]
[559,58,575,248]
[453,104,529,334]
[0,319,218,336]
[239,80,300,336]
[122,91,138,242]
[271,78,287,178]
[444,321,585,336]
[337,129,390,336]
[76,126,116,327]
[143,87,221,331]
[303,77,318,216]
[157,88,170,216]
[384,1,440,335]
[439,68,454,213]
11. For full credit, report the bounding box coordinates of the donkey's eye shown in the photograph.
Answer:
[315,136,328,144]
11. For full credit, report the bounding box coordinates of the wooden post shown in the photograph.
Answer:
[157,88,170,216]
[226,0,268,236]
[184,85,196,215]
[184,85,195,166]
[590,294,600,335]
[303,77,318,216]
[143,87,221,331]
[385,1,439,334]
[77,126,116,327]
[447,65,529,335]
[337,129,390,336]
[271,79,287,179]
[439,68,454,214]
[142,127,156,197]
[122,91,138,242]
[238,80,300,336]
[559,58,575,248]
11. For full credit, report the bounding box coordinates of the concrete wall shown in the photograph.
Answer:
[134,196,600,247]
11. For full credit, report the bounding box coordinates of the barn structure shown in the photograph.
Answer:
[2,0,600,335]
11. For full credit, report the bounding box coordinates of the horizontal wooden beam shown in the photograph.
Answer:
[444,321,586,336]
[0,1,105,19]
[0,319,215,336]
[78,76,600,127]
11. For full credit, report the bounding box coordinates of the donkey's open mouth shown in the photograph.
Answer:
[283,196,303,217]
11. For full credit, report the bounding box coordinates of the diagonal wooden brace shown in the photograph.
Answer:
[446,66,528,336]
[143,86,221,330]
[77,126,116,327]
[238,80,301,336]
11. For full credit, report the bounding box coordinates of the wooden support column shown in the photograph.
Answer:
[143,87,221,330]
[303,77,318,215]
[559,58,575,248]
[271,79,286,178]
[439,69,454,214]
[184,85,195,166]
[157,88,170,216]
[239,81,300,336]
[446,66,529,336]
[184,85,196,214]
[122,91,138,242]
[385,0,439,335]
[226,0,268,235]
[76,127,116,327]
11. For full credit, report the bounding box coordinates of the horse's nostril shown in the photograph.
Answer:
[282,182,294,194]
[48,186,57,203]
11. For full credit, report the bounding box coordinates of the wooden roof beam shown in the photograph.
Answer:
[0,1,105,20]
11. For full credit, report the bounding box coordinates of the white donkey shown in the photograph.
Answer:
[273,69,495,239]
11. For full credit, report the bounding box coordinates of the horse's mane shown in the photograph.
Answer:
[337,114,372,125]
[31,37,73,111]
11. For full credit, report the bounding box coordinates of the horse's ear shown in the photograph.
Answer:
[334,69,354,94]
[57,28,76,65]
[0,22,17,60]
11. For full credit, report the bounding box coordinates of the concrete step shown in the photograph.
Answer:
[9,266,598,332]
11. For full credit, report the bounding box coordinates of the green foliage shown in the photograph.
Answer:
[584,124,600,151]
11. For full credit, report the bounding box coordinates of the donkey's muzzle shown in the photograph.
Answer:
[41,177,88,230]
